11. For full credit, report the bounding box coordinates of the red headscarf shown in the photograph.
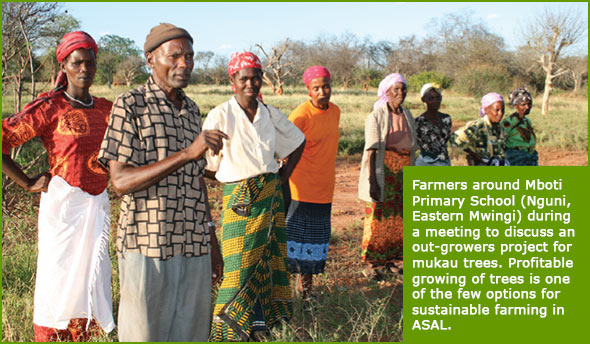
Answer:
[302,65,331,87]
[227,51,264,102]
[227,51,262,77]
[9,31,98,118]
[54,31,98,89]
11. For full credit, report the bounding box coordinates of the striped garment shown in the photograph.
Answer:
[286,201,332,274]
[211,173,292,341]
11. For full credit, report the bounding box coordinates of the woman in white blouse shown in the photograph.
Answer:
[203,51,305,342]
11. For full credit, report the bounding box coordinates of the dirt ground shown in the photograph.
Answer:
[209,149,587,265]
[330,150,587,232]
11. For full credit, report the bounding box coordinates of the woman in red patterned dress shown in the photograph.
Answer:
[2,31,115,342]
[358,73,417,280]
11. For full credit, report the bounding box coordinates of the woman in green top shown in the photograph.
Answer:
[502,88,538,165]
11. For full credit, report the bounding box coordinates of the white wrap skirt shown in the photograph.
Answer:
[33,176,115,332]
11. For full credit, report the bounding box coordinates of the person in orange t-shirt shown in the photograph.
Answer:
[286,66,340,299]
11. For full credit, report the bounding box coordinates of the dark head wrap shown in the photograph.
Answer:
[9,31,98,119]
[509,88,533,107]
[144,23,193,53]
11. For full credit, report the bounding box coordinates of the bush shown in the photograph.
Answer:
[338,133,365,155]
[454,64,512,97]
[407,71,452,93]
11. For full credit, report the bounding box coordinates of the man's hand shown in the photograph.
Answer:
[188,129,229,159]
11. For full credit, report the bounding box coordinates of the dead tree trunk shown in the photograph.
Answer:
[256,39,291,96]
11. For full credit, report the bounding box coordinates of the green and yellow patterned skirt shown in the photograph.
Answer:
[211,173,292,341]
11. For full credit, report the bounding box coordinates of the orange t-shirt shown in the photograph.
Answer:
[288,100,340,203]
[2,95,111,195]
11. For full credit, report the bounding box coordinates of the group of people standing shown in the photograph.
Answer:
[1,24,335,342]
[357,73,538,279]
[2,22,539,343]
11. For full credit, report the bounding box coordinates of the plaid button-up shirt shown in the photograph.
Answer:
[98,77,210,259]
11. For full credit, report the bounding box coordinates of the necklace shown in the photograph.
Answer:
[64,91,94,107]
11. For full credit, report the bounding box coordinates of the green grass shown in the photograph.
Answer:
[2,82,586,341]
[3,83,587,152]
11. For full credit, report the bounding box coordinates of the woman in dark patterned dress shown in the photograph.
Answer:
[415,83,452,166]
[502,87,538,165]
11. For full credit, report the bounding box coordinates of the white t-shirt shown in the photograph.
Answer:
[202,97,305,183]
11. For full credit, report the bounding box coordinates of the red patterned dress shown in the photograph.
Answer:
[362,151,408,265]
[3,95,111,195]
[2,94,114,340]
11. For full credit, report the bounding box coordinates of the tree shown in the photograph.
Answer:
[562,54,588,93]
[523,8,587,115]
[385,35,436,77]
[36,13,81,87]
[115,55,146,86]
[256,39,291,95]
[192,51,215,84]
[323,33,366,88]
[364,40,393,71]
[210,55,229,86]
[2,2,62,113]
[428,11,509,79]
[507,46,546,92]
[96,34,142,86]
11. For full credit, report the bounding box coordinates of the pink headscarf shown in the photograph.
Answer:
[480,92,504,117]
[302,66,331,87]
[374,73,406,111]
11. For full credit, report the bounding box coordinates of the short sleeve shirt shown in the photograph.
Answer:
[288,100,340,203]
[415,113,452,161]
[202,97,305,183]
[98,77,209,260]
[2,95,111,195]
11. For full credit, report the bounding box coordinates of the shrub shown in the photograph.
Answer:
[454,64,512,98]
[338,133,365,155]
[407,71,452,93]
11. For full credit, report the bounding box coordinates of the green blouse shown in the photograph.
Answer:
[501,113,537,153]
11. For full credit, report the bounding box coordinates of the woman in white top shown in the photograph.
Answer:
[203,51,305,342]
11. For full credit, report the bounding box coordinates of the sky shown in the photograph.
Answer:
[63,2,588,56]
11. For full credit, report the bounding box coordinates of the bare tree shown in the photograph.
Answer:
[563,54,588,93]
[429,11,509,79]
[523,8,587,115]
[2,2,61,111]
[325,33,366,88]
[210,55,229,86]
[256,39,291,95]
[115,55,145,86]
